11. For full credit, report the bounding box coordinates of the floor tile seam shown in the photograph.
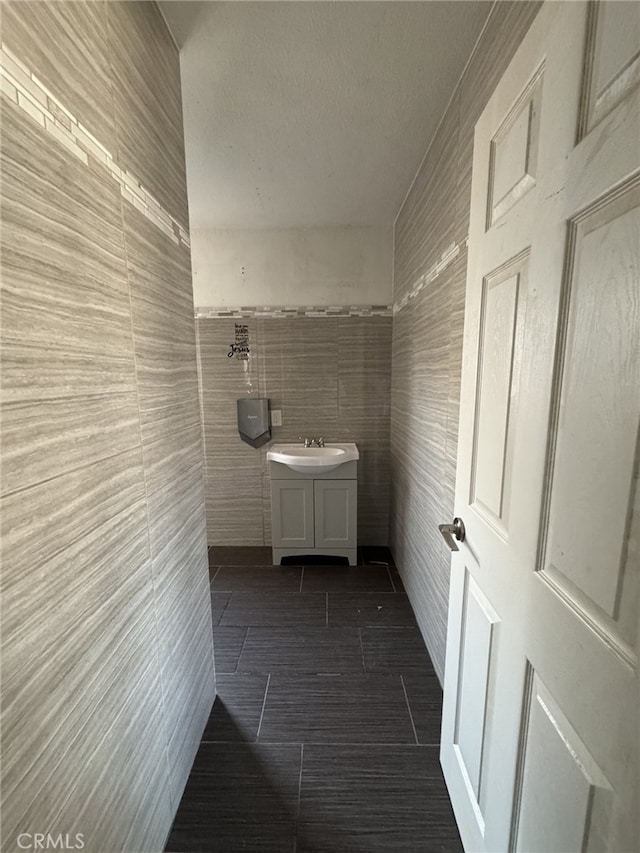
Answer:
[209,566,222,583]
[213,592,232,626]
[199,737,260,744]
[330,622,420,629]
[215,564,276,568]
[218,603,331,628]
[216,562,297,568]
[400,675,420,746]
[327,595,411,608]
[214,590,328,596]
[192,736,440,749]
[235,671,367,677]
[233,625,364,632]
[233,626,251,673]
[220,622,328,629]
[295,743,304,831]
[240,665,428,674]
[255,673,272,739]
[257,740,430,746]
[357,628,367,673]
[265,672,420,682]
[195,738,306,748]
[329,591,407,595]
[209,738,431,745]
[387,564,398,592]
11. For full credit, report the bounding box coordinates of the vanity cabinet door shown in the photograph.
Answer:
[271,480,315,548]
[314,480,357,549]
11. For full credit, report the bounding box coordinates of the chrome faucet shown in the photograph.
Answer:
[299,437,324,447]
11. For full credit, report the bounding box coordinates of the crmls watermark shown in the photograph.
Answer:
[16,834,85,850]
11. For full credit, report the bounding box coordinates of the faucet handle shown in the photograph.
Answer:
[297,435,312,447]
[317,437,325,447]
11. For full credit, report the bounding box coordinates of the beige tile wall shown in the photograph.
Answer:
[391,1,542,683]
[0,3,213,851]
[197,313,392,547]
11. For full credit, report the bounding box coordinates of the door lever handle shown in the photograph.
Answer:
[438,517,466,552]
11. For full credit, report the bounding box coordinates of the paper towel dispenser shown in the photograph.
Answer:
[237,398,271,448]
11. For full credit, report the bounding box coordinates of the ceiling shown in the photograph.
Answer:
[159,1,492,230]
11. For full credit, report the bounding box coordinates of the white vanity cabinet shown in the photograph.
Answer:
[270,460,357,565]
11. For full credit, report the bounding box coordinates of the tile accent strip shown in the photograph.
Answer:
[0,43,190,249]
[393,240,465,314]
[195,305,394,319]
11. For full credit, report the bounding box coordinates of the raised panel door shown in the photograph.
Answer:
[271,479,314,549]
[313,479,357,549]
[441,3,639,850]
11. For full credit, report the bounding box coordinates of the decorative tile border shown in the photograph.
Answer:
[394,240,466,314]
[195,304,393,319]
[0,39,466,290]
[0,43,190,249]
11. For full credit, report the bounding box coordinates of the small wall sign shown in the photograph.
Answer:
[228,323,250,360]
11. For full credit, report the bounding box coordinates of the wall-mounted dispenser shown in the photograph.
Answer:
[237,398,271,448]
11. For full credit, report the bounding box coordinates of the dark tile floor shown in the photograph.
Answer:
[165,547,462,853]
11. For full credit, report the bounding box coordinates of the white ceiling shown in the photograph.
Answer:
[159,1,491,230]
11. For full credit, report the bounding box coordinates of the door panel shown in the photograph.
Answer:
[453,571,499,806]
[487,68,542,227]
[271,480,314,548]
[441,3,639,851]
[539,180,640,655]
[579,1,640,136]
[512,670,612,853]
[470,253,528,536]
[313,479,357,549]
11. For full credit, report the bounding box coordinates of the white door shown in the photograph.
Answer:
[440,2,639,851]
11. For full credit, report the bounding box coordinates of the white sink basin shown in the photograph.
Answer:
[267,442,359,474]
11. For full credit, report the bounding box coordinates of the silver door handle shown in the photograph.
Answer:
[438,517,466,551]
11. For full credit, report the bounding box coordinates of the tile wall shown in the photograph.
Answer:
[196,309,392,547]
[391,1,542,683]
[0,3,213,851]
